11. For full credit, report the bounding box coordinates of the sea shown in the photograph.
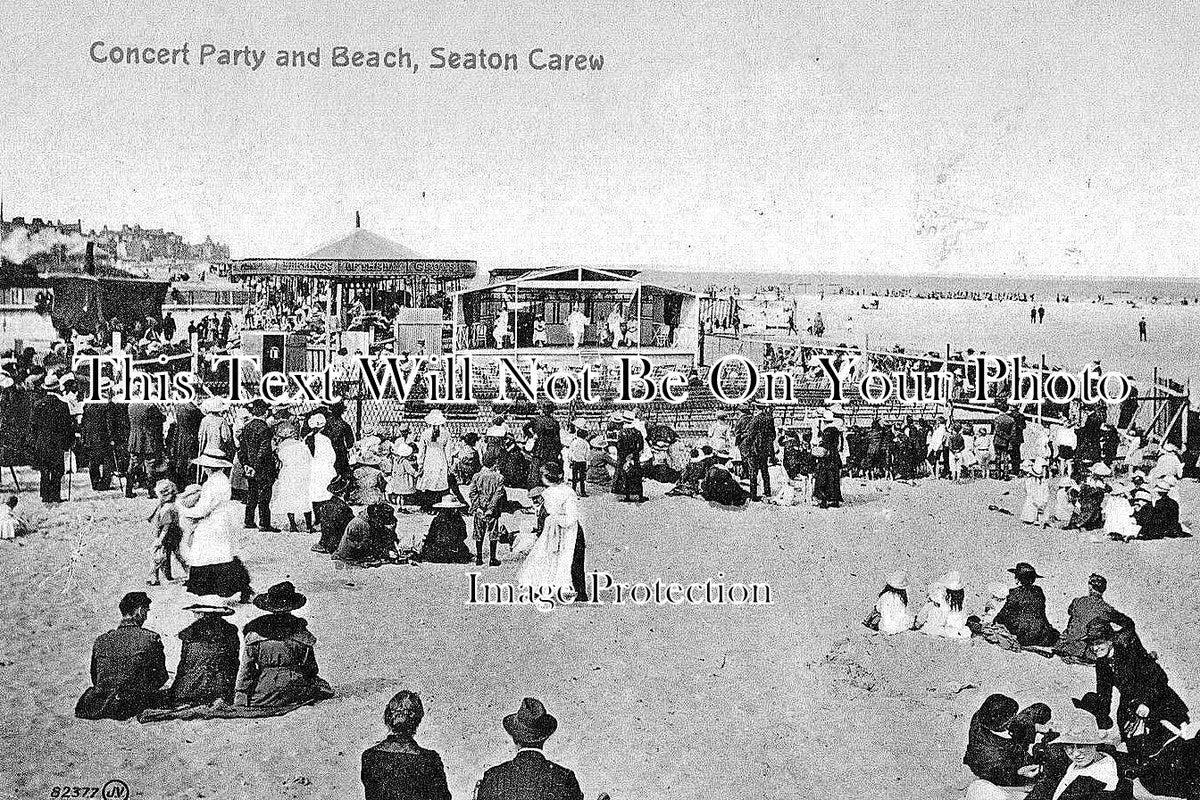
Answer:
[634,269,1200,301]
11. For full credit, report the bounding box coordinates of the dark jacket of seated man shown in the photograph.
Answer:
[75,592,168,720]
[477,698,584,800]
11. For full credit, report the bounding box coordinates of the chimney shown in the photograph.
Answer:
[356,211,361,229]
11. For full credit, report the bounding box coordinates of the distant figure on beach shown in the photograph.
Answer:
[1139,316,1148,342]
[1030,307,1037,324]
[1037,305,1045,323]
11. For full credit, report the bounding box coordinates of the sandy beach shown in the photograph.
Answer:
[1,465,1196,800]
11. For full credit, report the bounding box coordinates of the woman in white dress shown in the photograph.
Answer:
[181,455,253,601]
[516,469,580,607]
[306,413,338,514]
[416,409,450,510]
[272,422,314,532]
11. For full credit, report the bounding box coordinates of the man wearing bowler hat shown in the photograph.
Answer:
[476,698,583,800]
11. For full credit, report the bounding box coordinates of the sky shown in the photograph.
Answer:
[2,0,1199,276]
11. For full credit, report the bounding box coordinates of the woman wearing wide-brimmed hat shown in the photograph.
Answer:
[313,475,354,554]
[811,409,844,508]
[415,409,450,510]
[992,563,1059,649]
[1021,717,1130,800]
[235,581,332,708]
[181,454,253,602]
[169,596,240,707]
[415,494,472,564]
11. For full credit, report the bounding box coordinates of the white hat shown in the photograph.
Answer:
[885,570,908,590]
[1089,463,1113,477]
[182,595,235,616]
[432,493,466,509]
[200,397,228,415]
[822,409,835,422]
[394,442,414,458]
[941,571,964,591]
[308,413,327,429]
[192,454,233,469]
[424,409,447,426]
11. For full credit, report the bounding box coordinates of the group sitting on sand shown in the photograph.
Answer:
[75,582,333,722]
[864,563,1200,799]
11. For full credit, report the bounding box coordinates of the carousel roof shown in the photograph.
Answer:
[303,227,425,261]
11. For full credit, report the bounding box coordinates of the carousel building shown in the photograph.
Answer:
[231,215,477,328]
[450,265,700,368]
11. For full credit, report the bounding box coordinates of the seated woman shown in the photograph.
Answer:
[666,448,709,497]
[993,562,1059,649]
[865,571,913,635]
[916,573,971,639]
[169,596,240,707]
[415,494,472,564]
[1025,722,1131,800]
[963,693,1040,787]
[361,690,451,800]
[701,449,749,506]
[235,582,333,708]
[334,503,401,567]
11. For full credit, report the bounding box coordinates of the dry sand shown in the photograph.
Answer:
[0,467,1197,800]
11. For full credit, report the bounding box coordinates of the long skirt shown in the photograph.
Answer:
[185,558,252,598]
[812,459,843,505]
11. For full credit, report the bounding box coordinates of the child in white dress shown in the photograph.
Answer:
[1020,460,1051,526]
[0,494,24,540]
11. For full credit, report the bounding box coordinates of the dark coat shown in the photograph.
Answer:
[0,385,34,466]
[170,402,203,469]
[963,715,1032,786]
[323,414,355,474]
[28,393,75,462]
[80,401,118,454]
[993,584,1060,647]
[477,749,583,800]
[238,416,276,479]
[362,740,452,800]
[127,403,166,456]
[743,409,777,458]
[235,613,330,707]
[316,496,354,552]
[701,464,748,506]
[418,510,472,563]
[526,413,562,461]
[170,615,240,705]
[75,621,168,720]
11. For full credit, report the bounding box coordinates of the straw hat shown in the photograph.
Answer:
[822,409,835,422]
[620,410,636,422]
[589,435,608,448]
[423,409,447,426]
[200,397,228,415]
[307,412,327,430]
[885,570,909,590]
[432,493,465,509]
[191,454,233,469]
[183,595,235,616]
[1089,463,1113,477]
[394,442,414,458]
[40,374,61,391]
[1055,719,1110,747]
[941,571,964,591]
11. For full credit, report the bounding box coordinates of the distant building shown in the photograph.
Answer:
[1,211,230,264]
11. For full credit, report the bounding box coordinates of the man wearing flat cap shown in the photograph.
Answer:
[75,592,168,720]
[477,698,583,800]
